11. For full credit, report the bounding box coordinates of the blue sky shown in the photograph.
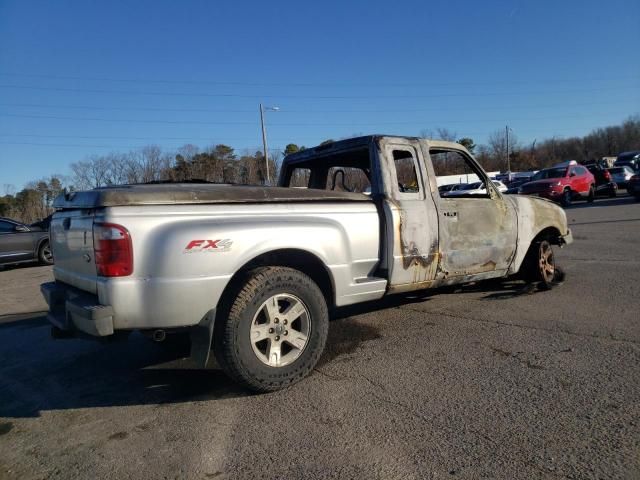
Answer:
[1,0,639,189]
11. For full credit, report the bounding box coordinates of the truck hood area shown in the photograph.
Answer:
[53,183,371,209]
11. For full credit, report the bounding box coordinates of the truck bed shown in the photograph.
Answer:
[53,183,371,209]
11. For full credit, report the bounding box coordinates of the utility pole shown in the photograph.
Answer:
[506,125,510,173]
[260,103,270,185]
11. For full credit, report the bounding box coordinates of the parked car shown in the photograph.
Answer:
[444,181,484,196]
[41,135,572,392]
[30,214,53,231]
[0,217,53,266]
[492,180,508,193]
[614,151,640,171]
[438,183,467,194]
[518,161,595,207]
[505,176,533,194]
[608,166,635,188]
[627,174,640,200]
[444,180,507,197]
[586,165,617,197]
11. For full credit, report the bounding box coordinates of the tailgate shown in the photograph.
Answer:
[50,210,98,294]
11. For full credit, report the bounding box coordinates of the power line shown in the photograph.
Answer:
[0,140,290,149]
[0,126,610,150]
[0,133,220,141]
[0,113,255,125]
[0,83,638,99]
[1,111,636,127]
[1,71,638,88]
[0,99,637,114]
[0,102,256,113]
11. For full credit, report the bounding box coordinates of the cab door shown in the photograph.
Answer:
[428,147,517,279]
[379,138,440,292]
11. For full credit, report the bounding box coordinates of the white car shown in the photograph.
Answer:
[445,180,508,196]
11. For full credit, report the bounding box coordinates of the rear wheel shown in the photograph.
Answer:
[214,266,329,392]
[560,189,572,207]
[38,240,53,265]
[522,239,556,290]
[609,186,617,198]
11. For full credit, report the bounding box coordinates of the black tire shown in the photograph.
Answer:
[522,239,556,290]
[609,186,617,198]
[38,240,54,265]
[214,266,329,392]
[560,189,572,207]
[587,186,595,203]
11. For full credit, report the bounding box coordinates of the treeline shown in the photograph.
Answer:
[0,177,65,224]
[0,144,295,224]
[69,144,284,190]
[474,115,640,172]
[1,116,638,224]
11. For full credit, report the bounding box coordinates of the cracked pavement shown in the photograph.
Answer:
[1,195,639,479]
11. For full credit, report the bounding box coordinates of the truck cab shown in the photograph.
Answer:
[279,135,520,293]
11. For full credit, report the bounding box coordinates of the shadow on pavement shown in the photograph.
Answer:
[0,277,550,418]
[0,323,248,418]
[0,313,393,418]
[0,261,43,272]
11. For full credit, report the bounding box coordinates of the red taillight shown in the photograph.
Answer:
[604,170,612,181]
[93,223,133,277]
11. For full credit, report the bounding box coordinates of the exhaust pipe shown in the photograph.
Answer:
[152,329,166,342]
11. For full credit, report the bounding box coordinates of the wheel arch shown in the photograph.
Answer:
[217,248,335,314]
[35,235,49,255]
[510,225,564,275]
[532,226,563,245]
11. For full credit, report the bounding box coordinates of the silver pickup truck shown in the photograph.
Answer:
[42,135,572,391]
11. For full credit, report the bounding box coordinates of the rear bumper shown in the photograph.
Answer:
[41,282,114,337]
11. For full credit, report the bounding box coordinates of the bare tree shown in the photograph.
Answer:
[420,127,457,141]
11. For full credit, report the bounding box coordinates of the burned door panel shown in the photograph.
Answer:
[437,196,517,276]
[427,146,517,278]
[379,138,440,292]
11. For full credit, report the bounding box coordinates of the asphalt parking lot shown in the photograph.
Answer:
[1,195,639,480]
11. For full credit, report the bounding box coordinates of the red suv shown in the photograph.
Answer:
[518,161,595,207]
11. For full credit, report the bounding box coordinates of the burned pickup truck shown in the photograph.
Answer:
[41,135,572,391]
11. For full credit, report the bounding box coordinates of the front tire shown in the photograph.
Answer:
[38,240,54,265]
[560,189,572,207]
[522,239,556,290]
[587,186,595,203]
[214,267,329,392]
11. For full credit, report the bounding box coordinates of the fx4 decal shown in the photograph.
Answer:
[184,239,233,253]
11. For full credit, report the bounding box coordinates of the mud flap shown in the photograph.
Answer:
[190,309,215,368]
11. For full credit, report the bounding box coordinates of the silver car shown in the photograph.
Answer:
[608,166,635,188]
[0,217,53,266]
